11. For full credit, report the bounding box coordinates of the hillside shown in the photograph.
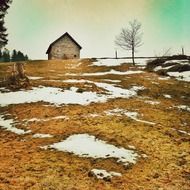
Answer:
[0,58,190,190]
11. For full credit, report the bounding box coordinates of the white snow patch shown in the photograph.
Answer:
[92,59,128,66]
[151,82,159,85]
[66,69,144,76]
[88,113,100,118]
[63,79,90,83]
[168,71,190,82]
[154,66,162,72]
[0,80,144,106]
[104,108,155,125]
[91,169,122,179]
[177,105,190,112]
[163,94,172,99]
[164,59,189,65]
[0,86,105,106]
[42,134,139,166]
[102,79,121,83]
[177,130,190,136]
[24,115,68,124]
[171,128,190,136]
[33,133,53,138]
[0,114,31,135]
[158,77,170,80]
[144,100,160,105]
[28,76,44,80]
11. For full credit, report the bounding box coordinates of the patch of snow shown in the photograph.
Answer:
[66,69,144,76]
[0,79,144,106]
[164,59,189,65]
[128,145,136,149]
[104,108,155,125]
[0,114,31,135]
[28,76,44,80]
[83,69,144,76]
[24,115,68,124]
[63,79,90,83]
[151,82,159,85]
[90,169,121,179]
[102,79,121,83]
[177,130,190,136]
[95,82,144,99]
[144,100,160,105]
[141,154,148,158]
[92,59,128,66]
[33,133,53,138]
[163,94,172,99]
[137,66,145,70]
[162,65,176,70]
[42,134,139,166]
[154,66,162,72]
[168,71,190,82]
[177,105,190,112]
[0,86,106,106]
[158,77,170,80]
[171,128,190,136]
[88,113,100,118]
[154,65,178,72]
[62,80,145,102]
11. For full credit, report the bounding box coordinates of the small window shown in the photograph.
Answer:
[74,55,77,58]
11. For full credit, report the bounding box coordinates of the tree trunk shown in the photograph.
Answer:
[132,46,135,65]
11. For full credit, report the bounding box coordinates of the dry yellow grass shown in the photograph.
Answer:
[0,59,189,190]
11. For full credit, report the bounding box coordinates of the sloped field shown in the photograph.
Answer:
[0,59,189,190]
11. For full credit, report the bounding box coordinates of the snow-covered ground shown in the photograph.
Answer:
[163,94,172,99]
[23,115,68,125]
[104,108,155,125]
[66,69,144,76]
[28,76,44,80]
[92,59,129,66]
[90,169,121,179]
[163,59,189,65]
[151,59,190,82]
[92,58,152,67]
[158,77,170,80]
[144,100,160,105]
[33,133,53,138]
[0,114,31,135]
[176,105,190,112]
[42,134,139,166]
[168,71,190,82]
[0,80,144,106]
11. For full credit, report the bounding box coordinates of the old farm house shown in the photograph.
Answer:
[46,32,82,60]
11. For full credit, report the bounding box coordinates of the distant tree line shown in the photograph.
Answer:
[0,49,29,62]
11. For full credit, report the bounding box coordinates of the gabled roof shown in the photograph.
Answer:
[46,32,82,54]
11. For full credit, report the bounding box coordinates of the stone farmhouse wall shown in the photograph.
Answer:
[49,36,80,59]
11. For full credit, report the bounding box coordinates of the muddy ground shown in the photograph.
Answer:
[0,59,189,190]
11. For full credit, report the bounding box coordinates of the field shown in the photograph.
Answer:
[0,59,190,190]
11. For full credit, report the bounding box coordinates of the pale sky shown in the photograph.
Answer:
[5,0,190,59]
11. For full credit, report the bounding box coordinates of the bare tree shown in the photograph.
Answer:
[115,20,143,65]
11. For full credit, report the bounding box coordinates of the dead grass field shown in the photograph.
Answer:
[0,59,190,190]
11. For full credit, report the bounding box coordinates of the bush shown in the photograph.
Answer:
[146,58,166,71]
[146,54,190,71]
[167,64,190,72]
